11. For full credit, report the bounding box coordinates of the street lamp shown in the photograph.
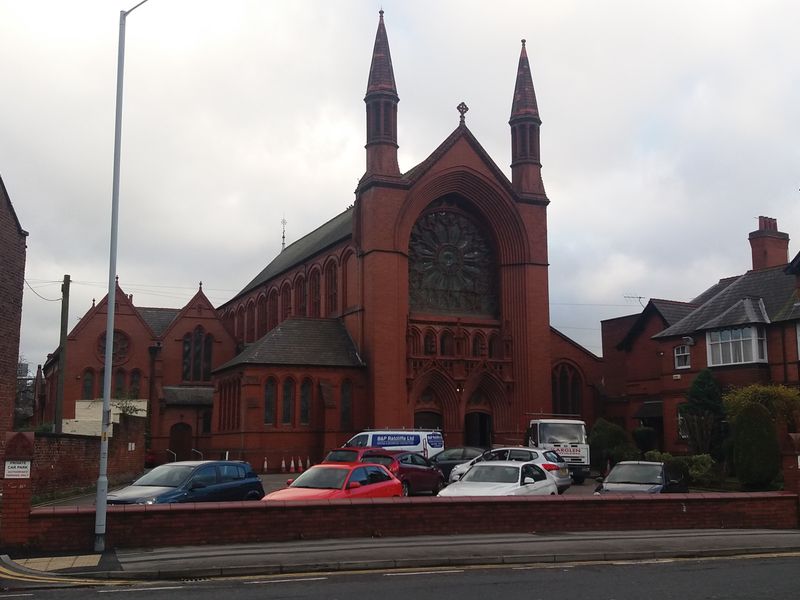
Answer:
[94,0,151,554]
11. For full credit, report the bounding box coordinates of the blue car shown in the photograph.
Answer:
[107,460,264,504]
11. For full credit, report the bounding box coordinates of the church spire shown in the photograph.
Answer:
[509,39,546,199]
[364,10,400,177]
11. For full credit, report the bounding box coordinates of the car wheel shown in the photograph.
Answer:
[401,481,410,496]
[245,490,263,501]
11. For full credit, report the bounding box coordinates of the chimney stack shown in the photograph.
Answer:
[749,216,789,270]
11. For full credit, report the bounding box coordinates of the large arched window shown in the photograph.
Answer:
[183,325,213,382]
[408,200,498,316]
[440,331,455,356]
[264,378,277,425]
[246,301,255,343]
[281,284,292,321]
[488,333,502,359]
[256,296,267,338]
[424,332,436,355]
[552,363,583,416]
[309,270,321,317]
[325,262,338,316]
[295,276,307,317]
[472,334,485,358]
[268,289,279,330]
[114,368,126,398]
[81,369,95,400]
[129,369,142,398]
[282,379,295,426]
[300,378,312,425]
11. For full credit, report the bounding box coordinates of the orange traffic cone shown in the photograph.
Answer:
[306,456,311,470]
[289,457,296,473]
[296,456,304,473]
[281,457,286,473]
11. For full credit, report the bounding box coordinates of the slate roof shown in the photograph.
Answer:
[649,299,697,327]
[136,307,181,337]
[654,265,800,338]
[214,318,365,371]
[162,386,213,406]
[223,209,354,308]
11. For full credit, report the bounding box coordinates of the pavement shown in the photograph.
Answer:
[4,474,800,588]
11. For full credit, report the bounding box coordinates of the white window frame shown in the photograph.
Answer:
[674,345,691,370]
[705,326,767,367]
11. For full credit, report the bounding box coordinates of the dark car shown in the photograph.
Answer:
[430,446,485,479]
[594,461,688,495]
[359,450,445,496]
[107,460,265,504]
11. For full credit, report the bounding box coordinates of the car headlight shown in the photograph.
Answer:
[141,497,159,505]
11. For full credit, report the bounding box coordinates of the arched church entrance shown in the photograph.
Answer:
[464,389,493,447]
[414,411,443,430]
[168,422,192,461]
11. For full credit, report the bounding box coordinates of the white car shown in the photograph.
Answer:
[448,446,571,493]
[437,461,557,497]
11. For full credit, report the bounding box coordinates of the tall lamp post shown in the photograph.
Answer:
[94,0,151,554]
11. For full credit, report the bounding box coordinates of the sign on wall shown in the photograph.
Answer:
[4,460,32,479]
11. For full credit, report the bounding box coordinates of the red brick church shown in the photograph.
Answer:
[42,13,602,467]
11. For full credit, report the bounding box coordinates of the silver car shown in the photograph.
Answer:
[448,446,571,493]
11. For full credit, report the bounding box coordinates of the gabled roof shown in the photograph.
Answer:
[550,327,601,361]
[214,317,365,371]
[616,299,696,350]
[136,307,181,337]
[223,208,354,308]
[402,123,516,199]
[654,265,799,338]
[690,276,738,306]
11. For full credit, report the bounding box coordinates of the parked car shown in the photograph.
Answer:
[107,460,265,504]
[438,461,558,497]
[537,450,572,494]
[323,446,384,463]
[359,450,445,496]
[594,461,688,495]
[262,463,402,500]
[430,446,485,479]
[449,446,563,483]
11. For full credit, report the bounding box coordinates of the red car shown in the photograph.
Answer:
[323,447,444,496]
[262,463,402,501]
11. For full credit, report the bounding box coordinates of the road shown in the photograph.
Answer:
[7,554,800,599]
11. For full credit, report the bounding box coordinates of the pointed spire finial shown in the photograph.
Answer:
[281,216,287,252]
[115,275,119,284]
[510,38,539,120]
[199,281,203,290]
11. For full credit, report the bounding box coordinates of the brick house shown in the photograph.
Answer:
[0,174,28,442]
[602,217,800,453]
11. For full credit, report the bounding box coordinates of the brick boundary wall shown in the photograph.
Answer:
[0,415,145,500]
[17,492,799,554]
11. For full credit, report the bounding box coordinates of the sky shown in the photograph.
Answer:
[2,0,799,372]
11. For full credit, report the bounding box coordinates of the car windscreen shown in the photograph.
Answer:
[361,455,394,467]
[290,467,349,489]
[605,464,663,485]
[461,465,520,484]
[324,449,360,462]
[539,423,586,444]
[133,465,194,487]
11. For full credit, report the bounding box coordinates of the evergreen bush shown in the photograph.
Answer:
[588,418,636,470]
[733,402,780,490]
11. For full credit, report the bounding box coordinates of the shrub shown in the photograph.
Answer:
[724,384,800,431]
[589,418,636,470]
[733,402,780,490]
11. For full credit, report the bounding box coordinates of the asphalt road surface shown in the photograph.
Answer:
[8,554,800,599]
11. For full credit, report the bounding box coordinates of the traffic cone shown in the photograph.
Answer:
[281,457,286,473]
[306,456,311,470]
[296,456,304,473]
[263,456,268,474]
[289,457,296,473]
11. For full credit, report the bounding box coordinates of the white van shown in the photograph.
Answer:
[344,429,445,458]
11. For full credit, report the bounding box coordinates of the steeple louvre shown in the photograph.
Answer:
[364,10,400,177]
[509,39,546,199]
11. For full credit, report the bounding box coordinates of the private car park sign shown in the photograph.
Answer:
[4,459,31,479]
